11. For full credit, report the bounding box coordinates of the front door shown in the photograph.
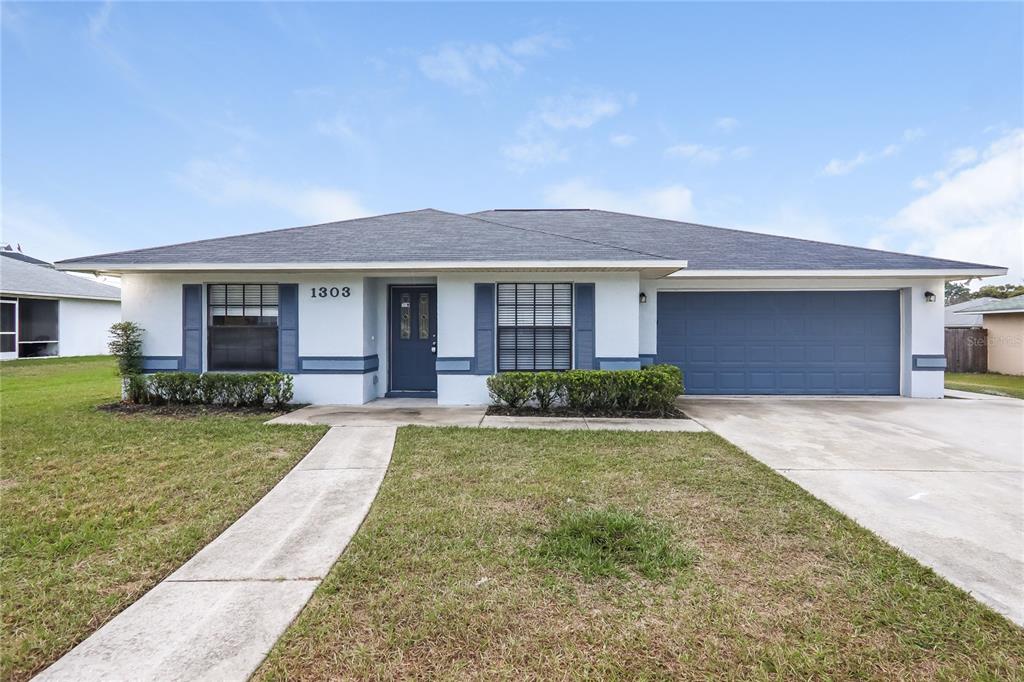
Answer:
[389,286,437,394]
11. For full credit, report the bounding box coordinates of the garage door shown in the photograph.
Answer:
[657,291,900,395]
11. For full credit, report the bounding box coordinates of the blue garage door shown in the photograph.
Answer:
[657,291,900,395]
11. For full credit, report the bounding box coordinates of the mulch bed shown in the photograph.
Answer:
[486,406,688,419]
[97,402,299,419]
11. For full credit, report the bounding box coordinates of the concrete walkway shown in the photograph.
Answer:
[37,426,395,682]
[268,399,706,432]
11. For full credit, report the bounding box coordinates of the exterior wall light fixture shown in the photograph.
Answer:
[924,291,936,303]
[639,292,647,304]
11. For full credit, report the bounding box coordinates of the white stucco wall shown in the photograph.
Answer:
[122,272,372,404]
[639,275,948,398]
[58,298,121,356]
[435,271,641,404]
[119,269,951,404]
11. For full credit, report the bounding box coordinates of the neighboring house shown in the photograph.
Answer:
[955,295,1024,376]
[944,297,996,328]
[1,251,121,360]
[56,209,1005,403]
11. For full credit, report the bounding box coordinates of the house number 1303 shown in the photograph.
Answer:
[310,286,350,298]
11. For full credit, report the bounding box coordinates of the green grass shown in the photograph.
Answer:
[0,356,327,681]
[258,427,1024,681]
[537,506,695,580]
[945,372,1024,399]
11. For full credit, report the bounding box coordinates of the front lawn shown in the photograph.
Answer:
[0,357,326,680]
[945,372,1024,399]
[259,427,1024,680]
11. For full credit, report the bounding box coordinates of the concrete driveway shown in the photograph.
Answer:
[681,396,1024,626]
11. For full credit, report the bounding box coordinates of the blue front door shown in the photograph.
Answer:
[657,291,901,395]
[390,286,437,394]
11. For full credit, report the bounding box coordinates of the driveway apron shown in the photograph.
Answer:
[36,426,395,682]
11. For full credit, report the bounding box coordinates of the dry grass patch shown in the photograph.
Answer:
[0,356,326,680]
[258,427,1024,680]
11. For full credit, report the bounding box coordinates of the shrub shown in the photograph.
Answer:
[126,372,294,408]
[486,372,534,409]
[487,364,683,415]
[108,321,145,377]
[125,374,150,404]
[532,372,563,412]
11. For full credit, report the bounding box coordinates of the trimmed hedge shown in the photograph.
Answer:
[487,364,683,415]
[128,372,294,408]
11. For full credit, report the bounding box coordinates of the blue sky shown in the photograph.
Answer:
[2,2,1021,282]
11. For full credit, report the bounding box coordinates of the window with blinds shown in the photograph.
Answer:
[497,283,572,371]
[207,284,279,371]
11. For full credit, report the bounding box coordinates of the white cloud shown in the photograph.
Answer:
[502,91,632,168]
[665,142,752,164]
[665,143,722,163]
[911,145,984,192]
[731,145,753,160]
[903,127,926,142]
[537,92,632,130]
[501,139,568,167]
[609,133,636,148]
[418,33,565,91]
[314,112,359,143]
[176,159,368,223]
[910,176,932,191]
[880,129,1023,284]
[543,179,694,221]
[822,151,869,176]
[822,128,926,176]
[948,146,979,170]
[714,117,739,133]
[508,33,568,57]
[87,1,113,40]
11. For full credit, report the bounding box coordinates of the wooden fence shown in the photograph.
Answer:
[945,328,988,373]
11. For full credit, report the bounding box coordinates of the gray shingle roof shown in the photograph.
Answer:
[471,209,1001,271]
[55,207,1003,273]
[956,294,1024,314]
[1,255,121,300]
[945,297,996,327]
[57,209,666,267]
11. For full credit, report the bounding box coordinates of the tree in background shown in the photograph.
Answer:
[945,281,1024,305]
[977,283,1024,299]
[945,282,972,305]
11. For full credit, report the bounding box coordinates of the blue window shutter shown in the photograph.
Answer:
[278,284,299,372]
[181,284,202,372]
[574,283,595,370]
[474,283,495,374]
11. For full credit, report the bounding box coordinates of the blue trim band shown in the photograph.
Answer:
[596,357,642,370]
[912,354,947,371]
[640,354,657,367]
[298,354,379,374]
[436,357,474,374]
[141,356,182,372]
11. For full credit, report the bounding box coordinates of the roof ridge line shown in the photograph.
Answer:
[583,209,998,269]
[465,210,674,261]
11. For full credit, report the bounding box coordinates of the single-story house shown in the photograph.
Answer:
[955,295,1024,376]
[1,250,121,360]
[55,209,1005,403]
[944,297,996,328]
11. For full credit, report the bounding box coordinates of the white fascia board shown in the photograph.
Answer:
[0,289,120,302]
[57,259,687,274]
[970,308,1024,315]
[665,268,1007,279]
